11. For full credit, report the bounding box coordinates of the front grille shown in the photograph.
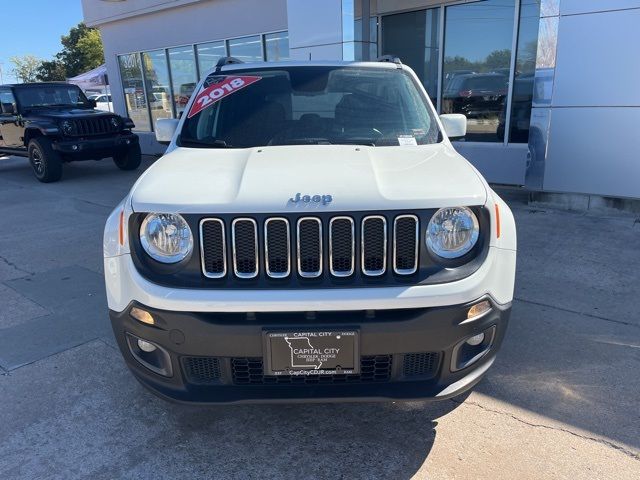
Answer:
[329,217,354,276]
[199,213,421,280]
[393,215,419,274]
[71,116,119,136]
[297,218,322,277]
[200,219,226,278]
[232,218,258,278]
[403,352,440,379]
[182,357,221,384]
[231,355,392,385]
[265,218,290,278]
[361,216,387,276]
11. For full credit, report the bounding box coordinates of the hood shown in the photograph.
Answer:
[27,108,115,119]
[130,144,487,214]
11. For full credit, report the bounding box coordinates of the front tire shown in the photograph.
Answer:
[28,138,63,183]
[113,143,142,171]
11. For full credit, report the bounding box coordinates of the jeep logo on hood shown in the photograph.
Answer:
[288,193,333,206]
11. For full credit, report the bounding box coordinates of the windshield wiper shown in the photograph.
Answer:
[179,137,233,148]
[270,137,333,146]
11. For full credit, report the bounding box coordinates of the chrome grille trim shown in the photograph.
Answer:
[296,217,323,278]
[231,218,259,279]
[361,215,387,276]
[199,218,226,279]
[264,217,291,278]
[329,216,355,277]
[393,214,419,275]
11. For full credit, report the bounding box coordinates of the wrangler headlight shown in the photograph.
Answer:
[426,207,479,259]
[60,120,75,136]
[140,213,193,263]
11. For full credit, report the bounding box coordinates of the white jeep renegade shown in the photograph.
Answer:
[103,58,516,404]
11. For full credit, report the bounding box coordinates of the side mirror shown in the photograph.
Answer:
[155,118,179,145]
[439,113,467,140]
[88,99,97,108]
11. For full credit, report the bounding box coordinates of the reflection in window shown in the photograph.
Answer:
[265,32,289,61]
[168,46,197,118]
[228,35,263,62]
[382,9,439,102]
[196,40,226,77]
[442,0,515,142]
[118,53,150,131]
[353,16,378,61]
[141,49,173,130]
[509,0,540,143]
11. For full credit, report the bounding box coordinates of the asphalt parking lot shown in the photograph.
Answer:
[0,155,639,479]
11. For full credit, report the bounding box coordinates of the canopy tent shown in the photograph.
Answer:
[67,64,109,93]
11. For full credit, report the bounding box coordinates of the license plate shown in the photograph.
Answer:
[264,330,359,376]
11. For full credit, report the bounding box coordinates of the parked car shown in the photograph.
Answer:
[442,73,508,118]
[104,58,517,404]
[0,82,140,182]
[88,93,113,112]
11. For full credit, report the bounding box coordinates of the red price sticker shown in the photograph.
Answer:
[187,75,262,118]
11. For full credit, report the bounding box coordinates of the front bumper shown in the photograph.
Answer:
[110,299,510,404]
[52,132,138,158]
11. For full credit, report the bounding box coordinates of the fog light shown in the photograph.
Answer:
[467,300,491,320]
[72,145,78,151]
[130,307,155,325]
[466,333,485,346]
[137,339,157,352]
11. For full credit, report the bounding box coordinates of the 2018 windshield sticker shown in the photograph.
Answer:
[187,75,262,118]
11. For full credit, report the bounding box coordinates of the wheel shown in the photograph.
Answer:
[28,137,63,183]
[113,143,142,171]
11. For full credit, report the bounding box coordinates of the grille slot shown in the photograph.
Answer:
[231,355,392,385]
[182,357,221,384]
[393,215,419,275]
[329,216,355,277]
[403,352,440,379]
[361,216,387,276]
[200,219,226,278]
[297,217,322,278]
[232,218,258,278]
[265,218,290,278]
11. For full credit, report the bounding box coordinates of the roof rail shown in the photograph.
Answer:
[376,55,402,65]
[214,56,244,72]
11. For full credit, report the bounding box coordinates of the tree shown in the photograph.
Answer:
[36,60,67,82]
[484,49,512,71]
[10,55,42,83]
[57,23,104,78]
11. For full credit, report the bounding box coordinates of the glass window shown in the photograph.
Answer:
[509,0,541,143]
[179,66,440,149]
[442,0,515,142]
[141,49,173,130]
[381,8,440,102]
[168,46,198,118]
[118,53,150,131]
[197,41,226,77]
[0,88,16,113]
[265,32,289,61]
[228,35,263,62]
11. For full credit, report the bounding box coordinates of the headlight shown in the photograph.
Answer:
[110,116,121,129]
[60,120,74,135]
[140,213,193,263]
[426,207,479,259]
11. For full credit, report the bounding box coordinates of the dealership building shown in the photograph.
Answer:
[81,0,640,200]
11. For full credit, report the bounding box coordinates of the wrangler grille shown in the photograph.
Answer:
[199,213,421,280]
[70,116,119,136]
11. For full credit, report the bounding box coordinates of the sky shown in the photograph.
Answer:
[0,0,84,83]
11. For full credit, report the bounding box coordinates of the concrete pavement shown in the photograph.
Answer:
[0,155,638,479]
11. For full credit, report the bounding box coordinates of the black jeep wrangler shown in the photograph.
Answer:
[0,82,140,182]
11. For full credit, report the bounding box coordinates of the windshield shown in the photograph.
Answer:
[14,84,90,109]
[179,66,441,148]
